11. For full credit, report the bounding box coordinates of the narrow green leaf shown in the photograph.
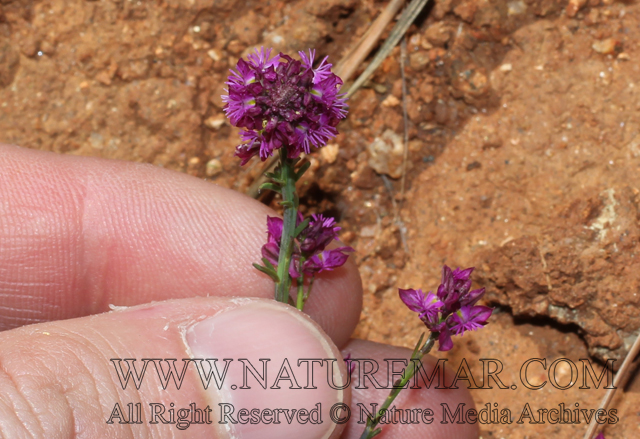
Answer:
[253,263,280,282]
[411,333,425,359]
[369,428,383,438]
[280,200,294,208]
[259,183,282,193]
[294,218,311,237]
[295,161,312,180]
[264,172,285,185]
[262,258,276,272]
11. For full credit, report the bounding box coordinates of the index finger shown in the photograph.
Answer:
[0,144,362,346]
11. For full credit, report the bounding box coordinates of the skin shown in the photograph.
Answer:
[0,144,478,439]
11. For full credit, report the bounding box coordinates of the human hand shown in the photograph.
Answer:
[0,144,477,438]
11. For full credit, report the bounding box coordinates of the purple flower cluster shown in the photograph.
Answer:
[262,214,353,278]
[222,47,348,165]
[399,266,492,351]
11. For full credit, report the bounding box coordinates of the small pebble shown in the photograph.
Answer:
[320,143,339,164]
[592,38,622,55]
[381,95,400,107]
[204,114,226,130]
[207,49,221,61]
[206,159,223,177]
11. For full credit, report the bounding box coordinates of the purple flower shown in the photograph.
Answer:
[437,265,484,314]
[398,289,443,323]
[399,265,493,351]
[260,214,352,279]
[437,325,454,352]
[261,215,301,278]
[448,305,493,335]
[299,214,341,254]
[303,247,353,276]
[223,47,348,164]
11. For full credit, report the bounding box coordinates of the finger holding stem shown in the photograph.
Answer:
[359,332,437,439]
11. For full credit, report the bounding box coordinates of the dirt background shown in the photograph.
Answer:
[1,0,640,437]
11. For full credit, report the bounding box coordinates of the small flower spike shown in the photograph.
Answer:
[260,215,353,279]
[223,47,348,164]
[399,265,493,351]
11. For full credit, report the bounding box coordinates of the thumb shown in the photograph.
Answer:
[0,298,349,439]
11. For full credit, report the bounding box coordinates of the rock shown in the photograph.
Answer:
[375,226,400,259]
[350,161,377,189]
[226,39,246,55]
[566,0,587,17]
[409,51,430,70]
[204,114,226,130]
[453,1,477,23]
[367,129,405,179]
[205,158,223,177]
[477,188,640,362]
[424,22,452,48]
[381,95,400,107]
[306,0,358,17]
[207,49,221,61]
[319,143,339,164]
[432,0,453,20]
[628,135,640,157]
[350,89,379,125]
[0,39,19,88]
[418,82,434,104]
[507,0,527,16]
[450,58,489,102]
[466,161,481,171]
[592,38,622,55]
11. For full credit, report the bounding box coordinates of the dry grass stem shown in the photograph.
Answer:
[583,330,640,439]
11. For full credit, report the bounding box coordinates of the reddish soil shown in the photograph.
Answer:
[2,0,640,437]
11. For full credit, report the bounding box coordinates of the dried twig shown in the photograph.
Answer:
[399,36,409,212]
[381,175,409,253]
[381,36,411,254]
[333,0,406,81]
[346,0,431,99]
[583,330,640,439]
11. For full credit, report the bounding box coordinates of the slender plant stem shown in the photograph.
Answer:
[359,332,438,439]
[583,328,640,439]
[296,260,306,310]
[303,277,315,309]
[274,150,298,303]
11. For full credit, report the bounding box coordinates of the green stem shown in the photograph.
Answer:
[303,277,315,309]
[359,332,438,439]
[296,275,305,310]
[295,256,306,310]
[274,149,298,303]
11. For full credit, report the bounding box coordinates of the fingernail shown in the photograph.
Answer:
[186,301,344,439]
